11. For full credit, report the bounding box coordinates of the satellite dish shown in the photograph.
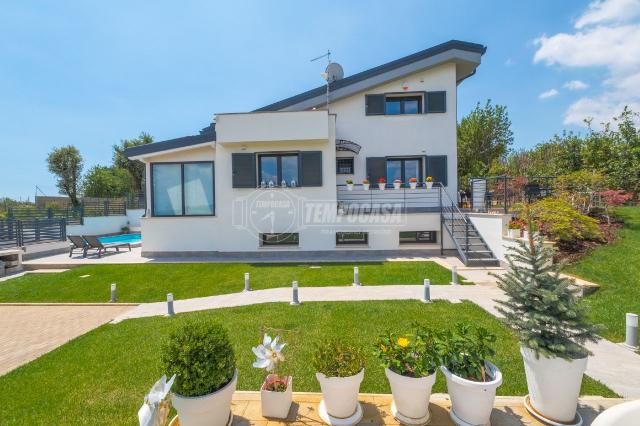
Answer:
[325,62,344,82]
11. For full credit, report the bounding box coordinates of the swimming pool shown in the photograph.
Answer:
[98,233,142,246]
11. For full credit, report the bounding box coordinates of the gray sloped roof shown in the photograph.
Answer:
[124,123,216,158]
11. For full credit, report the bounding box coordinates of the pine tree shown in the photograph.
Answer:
[494,217,601,359]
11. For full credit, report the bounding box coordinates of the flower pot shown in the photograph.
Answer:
[522,230,529,240]
[362,183,370,191]
[346,184,354,191]
[393,182,402,190]
[409,182,417,190]
[172,369,237,426]
[521,346,587,424]
[508,229,518,238]
[592,399,640,426]
[261,375,293,419]
[378,183,386,190]
[385,368,436,425]
[440,362,502,426]
[426,182,433,189]
[316,369,364,425]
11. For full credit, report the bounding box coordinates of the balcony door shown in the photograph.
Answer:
[386,158,422,184]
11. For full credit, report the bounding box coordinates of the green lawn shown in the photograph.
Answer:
[0,261,464,303]
[0,301,615,425]
[565,206,640,342]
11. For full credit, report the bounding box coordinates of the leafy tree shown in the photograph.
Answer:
[554,170,606,214]
[113,132,153,192]
[81,166,134,198]
[47,146,83,207]
[458,100,513,188]
[494,224,601,359]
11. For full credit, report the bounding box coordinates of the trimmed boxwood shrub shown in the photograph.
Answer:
[162,319,236,397]
[313,340,365,377]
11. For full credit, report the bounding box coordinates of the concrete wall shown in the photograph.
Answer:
[468,213,510,262]
[216,110,329,143]
[67,216,129,236]
[126,209,145,227]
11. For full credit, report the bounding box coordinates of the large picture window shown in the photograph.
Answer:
[151,162,214,216]
[259,154,299,187]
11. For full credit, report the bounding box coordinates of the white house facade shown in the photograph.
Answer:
[125,40,505,265]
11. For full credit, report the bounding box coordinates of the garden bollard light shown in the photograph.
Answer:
[451,266,459,285]
[290,281,300,306]
[244,272,251,292]
[626,313,638,349]
[353,266,360,286]
[110,283,117,303]
[167,293,175,317]
[422,279,431,303]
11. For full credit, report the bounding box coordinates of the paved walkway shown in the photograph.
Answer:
[223,392,626,426]
[0,305,132,376]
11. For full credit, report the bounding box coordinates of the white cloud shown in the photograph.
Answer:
[575,0,640,29]
[564,80,589,90]
[533,0,640,126]
[539,89,559,99]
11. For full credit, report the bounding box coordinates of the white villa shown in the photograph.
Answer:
[125,40,507,265]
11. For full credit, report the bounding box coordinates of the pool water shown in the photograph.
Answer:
[98,233,142,245]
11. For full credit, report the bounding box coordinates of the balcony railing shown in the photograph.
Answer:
[336,183,443,214]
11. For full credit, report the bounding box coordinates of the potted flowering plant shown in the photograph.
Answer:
[345,179,354,191]
[425,176,433,189]
[362,179,370,191]
[374,326,439,425]
[507,219,524,238]
[408,177,418,190]
[393,179,402,190]
[378,178,386,190]
[313,340,365,426]
[163,320,237,426]
[252,334,292,419]
[436,323,502,426]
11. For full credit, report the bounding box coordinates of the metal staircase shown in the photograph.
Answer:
[439,188,499,266]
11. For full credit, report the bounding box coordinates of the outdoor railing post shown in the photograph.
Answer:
[104,200,109,216]
[35,219,40,242]
[503,175,508,214]
[17,221,23,247]
[60,219,66,241]
[439,185,444,255]
[465,221,469,254]
[47,207,53,219]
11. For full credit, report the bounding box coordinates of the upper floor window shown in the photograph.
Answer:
[259,154,299,187]
[232,151,323,188]
[336,157,354,174]
[151,162,214,216]
[385,96,422,115]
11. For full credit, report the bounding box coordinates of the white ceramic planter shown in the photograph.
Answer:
[362,183,370,190]
[441,362,502,426]
[316,369,364,425]
[522,230,529,240]
[508,228,518,238]
[261,375,293,419]
[378,183,386,190]
[172,369,237,426]
[393,182,402,190]
[385,368,436,425]
[409,182,417,189]
[521,346,587,424]
[592,399,640,426]
[426,182,433,189]
[346,184,354,191]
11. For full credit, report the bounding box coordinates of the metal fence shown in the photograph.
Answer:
[0,218,66,248]
[468,176,555,213]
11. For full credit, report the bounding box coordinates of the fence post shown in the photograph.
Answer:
[80,203,85,225]
[104,200,109,216]
[7,207,13,220]
[60,219,66,241]
[47,207,53,219]
[35,219,40,242]
[16,221,23,247]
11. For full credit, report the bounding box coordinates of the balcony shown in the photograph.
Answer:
[336,184,443,214]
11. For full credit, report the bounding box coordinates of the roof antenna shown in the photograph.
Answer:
[311,50,344,110]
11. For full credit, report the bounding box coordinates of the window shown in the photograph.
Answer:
[336,158,354,174]
[385,96,422,115]
[259,154,299,187]
[399,231,437,244]
[386,158,422,183]
[261,233,299,246]
[336,232,368,245]
[151,162,214,216]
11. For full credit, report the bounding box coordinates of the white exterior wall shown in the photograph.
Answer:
[67,216,129,236]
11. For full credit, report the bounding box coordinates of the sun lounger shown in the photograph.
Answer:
[82,235,131,258]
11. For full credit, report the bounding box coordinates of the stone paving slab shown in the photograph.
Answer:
[167,392,627,426]
[0,305,133,376]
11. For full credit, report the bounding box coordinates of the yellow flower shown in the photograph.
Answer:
[380,344,387,352]
[397,337,409,348]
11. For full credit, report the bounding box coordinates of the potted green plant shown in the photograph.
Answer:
[345,179,354,191]
[507,218,524,239]
[252,334,292,419]
[313,340,365,426]
[374,326,439,425]
[437,323,502,426]
[378,178,387,190]
[162,320,237,426]
[362,179,370,191]
[408,177,418,190]
[425,176,433,189]
[494,218,600,425]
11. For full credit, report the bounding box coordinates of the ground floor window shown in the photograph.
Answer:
[151,162,214,216]
[336,232,368,245]
[260,233,299,246]
[399,231,437,244]
[336,157,354,174]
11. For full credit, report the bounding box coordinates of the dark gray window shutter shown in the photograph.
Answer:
[365,94,385,115]
[366,157,386,183]
[424,91,446,113]
[231,153,256,188]
[299,151,323,187]
[425,155,448,186]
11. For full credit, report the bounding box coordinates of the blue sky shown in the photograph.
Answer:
[1,0,637,200]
